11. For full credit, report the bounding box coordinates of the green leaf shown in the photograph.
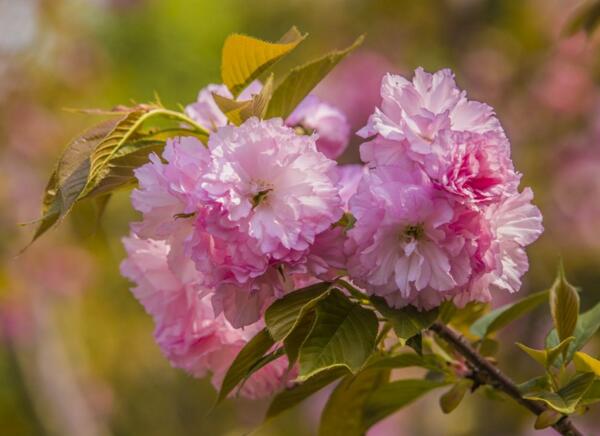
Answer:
[216,328,274,403]
[518,376,551,395]
[516,337,575,369]
[563,0,600,36]
[319,368,390,436]
[470,289,549,338]
[549,263,580,344]
[534,409,562,430]
[298,289,378,380]
[580,380,600,406]
[361,379,448,430]
[546,300,600,365]
[371,297,438,341]
[82,107,155,196]
[439,379,473,414]
[365,353,448,373]
[220,28,305,96]
[573,351,600,376]
[29,117,127,244]
[265,367,348,420]
[211,74,274,125]
[79,139,164,198]
[265,35,364,119]
[524,373,595,414]
[284,311,317,366]
[264,282,332,341]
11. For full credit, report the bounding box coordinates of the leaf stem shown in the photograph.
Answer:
[429,322,582,436]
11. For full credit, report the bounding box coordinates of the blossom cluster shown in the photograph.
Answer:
[121,68,543,397]
[346,68,543,309]
[121,86,354,398]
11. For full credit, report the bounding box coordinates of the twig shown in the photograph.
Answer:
[429,322,583,436]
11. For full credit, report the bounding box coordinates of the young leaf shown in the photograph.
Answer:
[580,380,600,406]
[371,297,439,341]
[211,74,275,125]
[265,367,348,420]
[470,289,549,338]
[319,368,390,436]
[523,373,595,414]
[549,263,580,343]
[264,282,332,341]
[573,351,600,376]
[216,328,274,403]
[515,337,575,369]
[439,379,473,414]
[265,35,364,119]
[298,289,378,380]
[30,117,128,243]
[518,376,552,395]
[220,28,305,96]
[78,139,164,198]
[546,300,600,365]
[361,379,449,430]
[534,409,562,430]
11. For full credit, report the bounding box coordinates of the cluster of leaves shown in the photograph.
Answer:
[218,266,600,434]
[513,265,600,429]
[28,27,362,246]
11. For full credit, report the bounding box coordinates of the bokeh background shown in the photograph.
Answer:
[1,0,599,434]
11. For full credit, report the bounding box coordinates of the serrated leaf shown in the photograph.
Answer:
[30,117,126,243]
[550,264,580,344]
[470,289,549,338]
[284,311,316,366]
[516,337,574,369]
[216,328,274,403]
[212,74,275,125]
[265,367,348,420]
[546,300,600,366]
[440,379,473,414]
[79,139,164,198]
[573,351,600,376]
[563,0,600,36]
[298,289,378,380]
[371,297,438,341]
[524,373,595,414]
[265,282,332,341]
[319,368,390,436]
[361,379,448,430]
[265,35,364,119]
[221,28,305,96]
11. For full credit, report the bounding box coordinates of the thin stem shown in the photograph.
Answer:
[429,322,583,436]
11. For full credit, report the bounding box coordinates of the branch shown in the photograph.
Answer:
[429,322,583,436]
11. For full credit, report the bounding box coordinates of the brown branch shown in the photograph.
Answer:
[430,322,583,436]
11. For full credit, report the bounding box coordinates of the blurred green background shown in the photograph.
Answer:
[1,0,599,434]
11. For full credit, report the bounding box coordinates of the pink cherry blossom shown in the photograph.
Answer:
[359,68,518,205]
[350,67,543,309]
[346,164,474,309]
[120,234,291,399]
[286,95,351,159]
[191,117,344,287]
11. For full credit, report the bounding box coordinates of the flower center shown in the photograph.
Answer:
[401,223,424,242]
[250,179,274,209]
[251,189,273,209]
